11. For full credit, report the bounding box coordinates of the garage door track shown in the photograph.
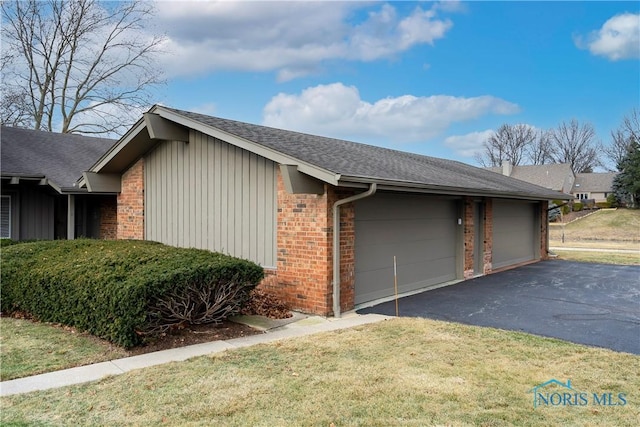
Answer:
[358,260,640,354]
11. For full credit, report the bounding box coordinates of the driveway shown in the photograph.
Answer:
[357,260,640,354]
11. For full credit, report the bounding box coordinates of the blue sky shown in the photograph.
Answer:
[149,1,639,168]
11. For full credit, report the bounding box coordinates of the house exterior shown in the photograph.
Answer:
[487,162,575,195]
[489,162,617,204]
[0,126,117,240]
[77,105,568,316]
[572,173,617,203]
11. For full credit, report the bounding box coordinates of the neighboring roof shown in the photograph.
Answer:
[89,105,570,201]
[486,163,575,194]
[573,173,617,193]
[1,125,116,192]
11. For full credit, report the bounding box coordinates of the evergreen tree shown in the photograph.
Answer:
[612,140,640,208]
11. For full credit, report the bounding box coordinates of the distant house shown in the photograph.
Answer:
[0,126,117,240]
[489,162,617,204]
[75,105,568,315]
[572,173,617,203]
[487,162,575,195]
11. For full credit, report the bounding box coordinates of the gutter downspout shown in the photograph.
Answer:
[332,183,377,318]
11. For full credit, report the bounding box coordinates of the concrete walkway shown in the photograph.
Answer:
[0,313,390,397]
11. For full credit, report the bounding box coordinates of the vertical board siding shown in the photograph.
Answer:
[19,189,54,240]
[144,130,277,267]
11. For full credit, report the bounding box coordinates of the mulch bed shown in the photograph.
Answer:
[126,320,263,355]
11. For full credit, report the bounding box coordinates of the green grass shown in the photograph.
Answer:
[550,208,640,242]
[2,318,638,426]
[0,317,128,381]
[552,250,640,265]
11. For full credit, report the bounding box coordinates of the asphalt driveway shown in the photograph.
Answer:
[358,260,640,354]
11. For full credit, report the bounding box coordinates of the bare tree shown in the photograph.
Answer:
[0,85,31,127]
[527,130,554,165]
[0,48,30,127]
[475,123,536,167]
[549,119,601,173]
[605,108,640,171]
[1,0,165,135]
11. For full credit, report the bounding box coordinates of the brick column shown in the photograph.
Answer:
[463,197,475,279]
[483,199,493,274]
[540,200,549,260]
[117,158,144,240]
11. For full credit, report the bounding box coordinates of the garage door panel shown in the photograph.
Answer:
[357,197,455,221]
[356,258,456,303]
[355,238,456,272]
[357,218,455,244]
[355,193,458,305]
[493,200,537,269]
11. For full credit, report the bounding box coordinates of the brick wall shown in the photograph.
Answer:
[99,196,117,240]
[463,197,494,278]
[259,171,333,314]
[258,171,356,316]
[117,158,144,240]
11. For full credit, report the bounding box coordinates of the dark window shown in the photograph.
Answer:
[1,195,11,238]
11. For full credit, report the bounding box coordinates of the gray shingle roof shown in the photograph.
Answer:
[1,126,116,191]
[573,173,617,193]
[164,107,567,200]
[487,163,575,193]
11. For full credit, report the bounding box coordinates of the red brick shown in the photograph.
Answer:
[117,158,144,240]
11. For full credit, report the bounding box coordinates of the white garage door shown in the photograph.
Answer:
[354,193,458,305]
[493,200,538,269]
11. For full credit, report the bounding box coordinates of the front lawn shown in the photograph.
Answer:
[552,250,640,265]
[549,208,640,243]
[2,318,638,426]
[0,317,128,381]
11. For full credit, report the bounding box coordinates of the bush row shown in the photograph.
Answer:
[1,239,264,348]
[0,239,24,247]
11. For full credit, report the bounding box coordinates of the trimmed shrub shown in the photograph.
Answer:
[573,202,584,212]
[1,240,264,348]
[596,201,611,209]
[548,202,561,222]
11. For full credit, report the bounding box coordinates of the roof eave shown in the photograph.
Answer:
[87,117,149,174]
[337,176,571,201]
[2,173,64,194]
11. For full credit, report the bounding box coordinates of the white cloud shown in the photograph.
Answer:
[577,13,640,60]
[188,102,217,116]
[262,83,519,143]
[154,2,455,80]
[444,130,495,158]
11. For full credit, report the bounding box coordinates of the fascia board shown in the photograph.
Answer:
[1,174,63,194]
[338,176,571,201]
[155,106,341,186]
[88,118,147,173]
